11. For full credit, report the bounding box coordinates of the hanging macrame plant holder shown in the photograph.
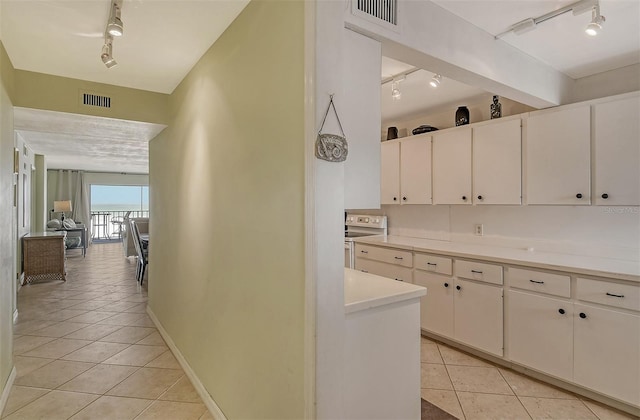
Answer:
[315,95,348,162]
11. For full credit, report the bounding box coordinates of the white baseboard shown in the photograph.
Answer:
[147,307,227,420]
[0,367,17,416]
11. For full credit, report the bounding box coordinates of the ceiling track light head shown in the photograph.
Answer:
[430,74,442,88]
[101,38,117,68]
[107,1,123,37]
[391,81,402,100]
[585,4,605,36]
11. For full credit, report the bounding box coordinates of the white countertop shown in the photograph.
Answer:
[354,235,640,282]
[344,268,426,314]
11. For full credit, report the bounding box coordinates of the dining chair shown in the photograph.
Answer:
[130,220,148,284]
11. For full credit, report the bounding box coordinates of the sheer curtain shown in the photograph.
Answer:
[49,170,90,239]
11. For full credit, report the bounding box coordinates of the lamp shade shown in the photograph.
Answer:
[53,200,72,213]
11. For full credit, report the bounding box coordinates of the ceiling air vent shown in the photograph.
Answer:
[81,92,111,108]
[355,0,397,26]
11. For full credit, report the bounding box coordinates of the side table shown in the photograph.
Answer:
[22,231,67,283]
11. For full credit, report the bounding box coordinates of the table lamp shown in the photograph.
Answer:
[53,200,72,226]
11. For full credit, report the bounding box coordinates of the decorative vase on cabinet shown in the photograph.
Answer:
[455,106,469,126]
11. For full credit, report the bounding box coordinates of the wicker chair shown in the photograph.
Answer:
[129,220,148,284]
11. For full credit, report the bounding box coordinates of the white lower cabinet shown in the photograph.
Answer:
[413,270,454,337]
[454,278,503,356]
[574,303,640,406]
[508,290,573,380]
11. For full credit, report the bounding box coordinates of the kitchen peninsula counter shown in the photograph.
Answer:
[354,235,640,282]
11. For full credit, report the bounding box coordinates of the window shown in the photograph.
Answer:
[91,185,149,217]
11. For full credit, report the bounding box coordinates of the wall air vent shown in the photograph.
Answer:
[355,0,397,25]
[81,92,111,108]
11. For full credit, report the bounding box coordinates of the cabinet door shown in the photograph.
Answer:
[433,128,472,205]
[473,119,522,204]
[400,136,432,204]
[574,303,640,406]
[594,95,640,206]
[454,279,503,356]
[414,270,454,337]
[526,106,591,205]
[508,291,573,380]
[381,141,400,204]
[343,29,381,209]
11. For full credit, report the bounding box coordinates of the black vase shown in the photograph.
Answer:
[455,106,469,126]
[387,126,398,140]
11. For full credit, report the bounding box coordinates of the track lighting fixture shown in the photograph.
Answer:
[430,74,442,88]
[107,1,124,37]
[101,36,117,68]
[391,81,402,100]
[495,0,605,38]
[585,3,605,36]
[100,0,123,69]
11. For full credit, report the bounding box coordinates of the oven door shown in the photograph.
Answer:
[344,240,354,269]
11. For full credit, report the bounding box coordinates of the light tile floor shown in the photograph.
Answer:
[420,337,638,420]
[2,243,212,420]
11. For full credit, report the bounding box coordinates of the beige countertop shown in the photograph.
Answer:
[344,268,426,314]
[354,235,640,282]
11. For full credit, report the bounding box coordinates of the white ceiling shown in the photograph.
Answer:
[2,0,639,173]
[14,107,166,173]
[380,0,639,124]
[0,0,249,94]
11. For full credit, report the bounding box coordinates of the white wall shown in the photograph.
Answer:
[351,204,640,261]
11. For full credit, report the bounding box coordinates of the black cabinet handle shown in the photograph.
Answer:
[402,196,407,201]
[427,262,437,266]
[579,312,587,319]
[529,279,544,284]
[360,250,368,254]
[393,197,397,201]
[395,278,403,282]
[456,285,461,290]
[606,292,624,298]
[444,282,449,288]
[471,270,483,274]
[361,270,368,273]
[477,195,483,200]
[462,196,467,201]
[558,308,565,315]
[576,193,583,199]
[602,193,609,199]
[394,256,403,260]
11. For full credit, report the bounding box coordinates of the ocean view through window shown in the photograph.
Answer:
[90,185,149,239]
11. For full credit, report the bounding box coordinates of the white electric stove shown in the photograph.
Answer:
[344,214,387,268]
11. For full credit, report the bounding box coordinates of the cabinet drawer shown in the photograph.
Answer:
[355,258,412,283]
[414,253,452,276]
[455,260,503,285]
[509,267,570,298]
[576,278,640,311]
[354,244,412,267]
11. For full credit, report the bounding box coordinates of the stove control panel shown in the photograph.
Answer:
[345,214,387,228]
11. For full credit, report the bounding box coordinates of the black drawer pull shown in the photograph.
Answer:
[471,270,483,274]
[427,262,437,266]
[529,279,545,284]
[394,256,403,260]
[361,270,368,273]
[456,285,461,290]
[606,292,624,298]
[579,312,587,319]
[360,250,368,254]
[393,197,397,201]
[444,282,449,288]
[558,308,565,315]
[395,278,403,282]
[576,193,583,199]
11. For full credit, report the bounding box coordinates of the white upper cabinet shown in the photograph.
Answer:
[432,128,472,205]
[381,141,400,205]
[473,118,522,205]
[593,94,640,206]
[400,136,432,205]
[381,136,432,205]
[525,105,591,205]
[343,29,381,209]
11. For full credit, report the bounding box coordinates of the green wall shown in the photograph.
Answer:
[13,70,169,125]
[148,1,306,418]
[0,39,15,407]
